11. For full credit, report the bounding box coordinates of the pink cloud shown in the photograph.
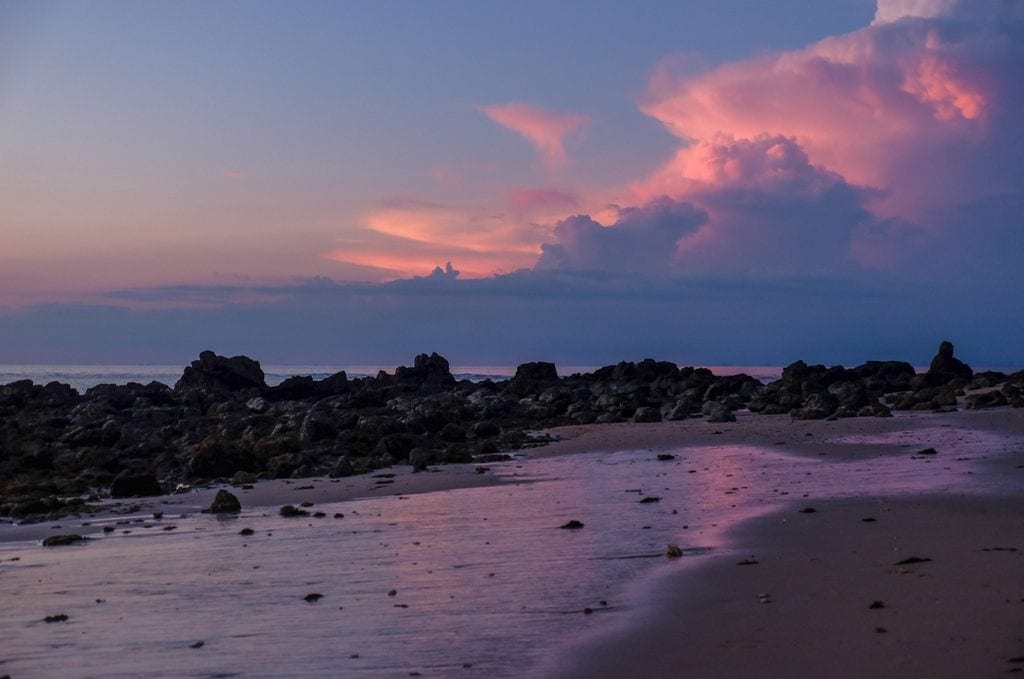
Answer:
[322,199,545,278]
[634,1,1020,222]
[480,102,589,169]
[506,187,579,211]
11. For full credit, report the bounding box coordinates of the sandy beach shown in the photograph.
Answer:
[2,407,1022,677]
[539,408,1024,678]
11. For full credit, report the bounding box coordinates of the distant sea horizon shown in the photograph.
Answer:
[0,363,792,393]
[3,361,1021,394]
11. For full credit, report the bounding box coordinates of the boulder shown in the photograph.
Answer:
[174,350,267,393]
[110,470,163,498]
[925,340,973,386]
[507,362,558,396]
[207,489,242,513]
[703,401,736,423]
[633,406,662,423]
[394,353,455,390]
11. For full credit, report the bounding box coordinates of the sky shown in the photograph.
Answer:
[1,0,1022,367]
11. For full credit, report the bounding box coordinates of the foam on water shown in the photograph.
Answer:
[2,431,1016,678]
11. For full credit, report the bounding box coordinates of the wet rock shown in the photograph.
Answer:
[44,613,69,623]
[279,505,310,517]
[239,528,255,536]
[915,447,938,456]
[560,520,585,529]
[110,470,163,498]
[206,489,242,514]
[304,592,323,603]
[656,453,675,461]
[41,534,85,547]
[666,544,683,558]
[638,496,661,504]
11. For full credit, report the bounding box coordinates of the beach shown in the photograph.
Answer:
[2,406,1022,677]
[539,408,1024,678]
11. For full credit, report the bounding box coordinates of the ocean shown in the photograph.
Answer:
[0,364,788,392]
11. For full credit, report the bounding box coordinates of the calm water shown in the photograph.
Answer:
[2,423,1019,678]
[0,365,786,392]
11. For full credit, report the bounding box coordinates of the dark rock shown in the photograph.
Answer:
[894,556,932,565]
[869,600,885,609]
[207,489,241,514]
[632,406,662,423]
[44,613,69,623]
[736,558,759,565]
[925,340,973,386]
[639,496,661,504]
[656,453,675,461]
[188,437,248,478]
[189,641,205,649]
[328,456,357,478]
[175,350,267,393]
[799,507,817,513]
[703,401,736,423]
[965,391,1007,409]
[279,505,310,517]
[559,520,585,529]
[915,447,938,456]
[507,362,558,395]
[42,534,85,547]
[395,353,455,390]
[110,470,163,498]
[239,528,254,536]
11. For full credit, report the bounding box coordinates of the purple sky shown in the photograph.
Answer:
[1,0,1022,367]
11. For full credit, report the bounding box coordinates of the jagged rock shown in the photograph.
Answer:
[925,340,973,386]
[110,470,163,498]
[175,350,267,393]
[507,362,558,395]
[207,489,241,513]
[394,353,455,390]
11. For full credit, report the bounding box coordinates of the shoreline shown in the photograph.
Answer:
[2,407,1023,676]
[546,492,1024,679]
[536,408,1024,678]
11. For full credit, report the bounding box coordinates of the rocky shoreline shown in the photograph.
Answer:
[1,341,1021,521]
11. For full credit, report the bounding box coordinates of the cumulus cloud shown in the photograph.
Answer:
[536,198,706,274]
[637,1,1024,223]
[538,135,907,275]
[479,102,589,169]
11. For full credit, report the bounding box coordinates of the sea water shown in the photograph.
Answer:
[2,423,1018,678]
[0,365,787,393]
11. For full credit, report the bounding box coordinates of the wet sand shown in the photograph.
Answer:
[3,408,1022,677]
[541,408,1024,679]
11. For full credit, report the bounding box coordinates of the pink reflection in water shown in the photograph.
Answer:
[0,434,1018,678]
